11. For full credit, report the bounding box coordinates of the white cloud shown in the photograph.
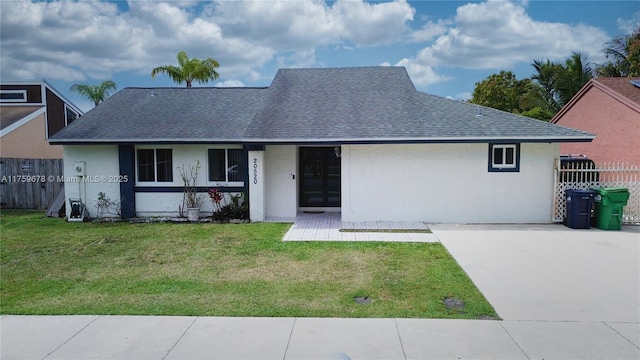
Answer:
[0,0,616,90]
[380,59,448,88]
[408,0,610,70]
[394,58,450,87]
[213,0,414,49]
[329,0,415,46]
[0,0,415,82]
[617,12,640,34]
[410,19,451,43]
[277,49,318,69]
[215,80,246,88]
[444,92,471,101]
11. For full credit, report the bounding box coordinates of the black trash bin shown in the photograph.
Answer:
[565,189,596,229]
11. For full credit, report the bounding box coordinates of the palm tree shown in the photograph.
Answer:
[522,59,563,113]
[596,27,640,77]
[523,53,593,116]
[556,52,593,106]
[69,80,117,106]
[151,51,220,87]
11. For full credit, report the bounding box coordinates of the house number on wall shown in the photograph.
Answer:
[253,158,258,184]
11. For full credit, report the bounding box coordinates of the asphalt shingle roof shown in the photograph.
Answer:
[51,87,266,142]
[0,105,44,130]
[50,66,593,144]
[593,77,640,106]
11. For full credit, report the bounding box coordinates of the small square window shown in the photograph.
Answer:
[489,144,520,172]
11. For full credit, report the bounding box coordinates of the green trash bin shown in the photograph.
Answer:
[591,187,630,230]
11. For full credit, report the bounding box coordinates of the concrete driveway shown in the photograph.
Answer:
[431,224,640,322]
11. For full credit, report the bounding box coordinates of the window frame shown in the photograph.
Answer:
[65,104,79,125]
[488,143,520,172]
[207,147,245,186]
[0,90,27,102]
[136,147,174,183]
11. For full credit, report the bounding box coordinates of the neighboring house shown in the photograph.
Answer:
[50,67,593,223]
[0,81,83,159]
[550,77,640,167]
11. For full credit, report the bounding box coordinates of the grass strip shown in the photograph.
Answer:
[0,210,496,319]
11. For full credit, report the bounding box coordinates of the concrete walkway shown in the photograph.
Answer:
[431,224,640,323]
[2,315,639,359]
[281,212,438,242]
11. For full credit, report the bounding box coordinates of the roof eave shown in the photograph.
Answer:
[244,136,595,144]
[49,135,595,145]
[48,138,248,145]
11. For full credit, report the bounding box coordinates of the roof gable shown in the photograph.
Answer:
[551,77,640,123]
[0,81,84,115]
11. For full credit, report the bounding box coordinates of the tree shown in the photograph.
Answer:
[520,107,555,121]
[151,51,220,87]
[521,52,593,117]
[556,52,593,106]
[69,80,117,106]
[470,71,531,113]
[521,59,563,114]
[596,27,640,77]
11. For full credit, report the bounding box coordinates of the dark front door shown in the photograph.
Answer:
[299,147,341,207]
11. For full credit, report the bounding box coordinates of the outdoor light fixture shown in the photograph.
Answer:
[334,146,341,158]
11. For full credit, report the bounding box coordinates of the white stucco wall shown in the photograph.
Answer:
[63,142,558,223]
[341,143,559,223]
[63,144,244,218]
[63,145,121,218]
[135,144,243,217]
[265,145,298,220]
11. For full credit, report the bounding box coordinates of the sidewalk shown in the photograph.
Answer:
[280,212,438,242]
[2,315,639,359]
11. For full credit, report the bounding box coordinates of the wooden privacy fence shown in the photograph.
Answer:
[553,159,640,224]
[0,158,64,210]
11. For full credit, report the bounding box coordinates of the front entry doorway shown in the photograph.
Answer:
[299,147,341,207]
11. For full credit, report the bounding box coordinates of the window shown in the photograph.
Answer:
[137,148,173,182]
[208,148,245,183]
[0,90,27,102]
[65,105,79,125]
[488,144,520,172]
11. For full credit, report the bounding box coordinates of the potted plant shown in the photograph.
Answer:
[179,161,205,221]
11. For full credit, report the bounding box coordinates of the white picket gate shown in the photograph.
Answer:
[552,159,640,224]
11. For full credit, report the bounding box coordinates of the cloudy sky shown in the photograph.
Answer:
[1,0,638,112]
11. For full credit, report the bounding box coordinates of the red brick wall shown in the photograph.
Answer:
[556,87,640,167]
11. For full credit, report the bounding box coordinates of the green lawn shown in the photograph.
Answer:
[0,211,497,319]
